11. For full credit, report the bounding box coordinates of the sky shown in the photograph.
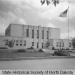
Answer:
[0,0,75,39]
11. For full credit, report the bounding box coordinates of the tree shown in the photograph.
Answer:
[41,0,59,6]
[72,38,75,49]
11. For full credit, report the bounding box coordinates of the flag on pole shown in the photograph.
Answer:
[59,7,69,17]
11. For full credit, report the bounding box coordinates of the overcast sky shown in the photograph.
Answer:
[0,0,75,39]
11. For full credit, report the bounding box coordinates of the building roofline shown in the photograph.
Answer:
[9,23,59,29]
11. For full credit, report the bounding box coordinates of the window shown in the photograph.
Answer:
[60,42,61,47]
[32,30,34,38]
[47,31,49,39]
[37,30,39,39]
[37,42,39,48]
[42,30,44,39]
[16,44,18,46]
[69,42,71,47]
[13,40,15,42]
[42,43,43,48]
[56,42,58,47]
[32,42,34,46]
[16,40,18,43]
[62,43,64,47]
[26,29,29,37]
[20,40,22,46]
[16,40,18,45]
[20,44,22,46]
[24,41,26,46]
[20,40,22,43]
[5,40,9,45]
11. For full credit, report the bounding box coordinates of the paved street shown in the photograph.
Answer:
[0,58,75,70]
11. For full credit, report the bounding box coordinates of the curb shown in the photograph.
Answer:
[0,56,75,61]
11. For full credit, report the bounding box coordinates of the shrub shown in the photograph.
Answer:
[17,49,26,52]
[38,49,43,52]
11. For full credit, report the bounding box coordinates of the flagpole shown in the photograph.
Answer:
[68,6,69,49]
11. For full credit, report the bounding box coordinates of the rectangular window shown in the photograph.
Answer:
[69,42,71,47]
[37,30,39,39]
[5,40,9,45]
[16,40,18,43]
[42,30,44,39]
[26,29,29,37]
[56,42,58,47]
[60,42,61,47]
[24,41,26,46]
[20,40,22,43]
[62,43,64,47]
[32,30,34,38]
[47,31,49,39]
[16,40,18,45]
[32,42,34,46]
[37,42,39,48]
[42,43,43,48]
[14,40,15,42]
[20,40,22,46]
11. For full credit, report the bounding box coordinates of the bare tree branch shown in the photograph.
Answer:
[41,0,59,6]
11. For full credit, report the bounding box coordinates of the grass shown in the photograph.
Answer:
[0,49,75,61]
[0,49,52,58]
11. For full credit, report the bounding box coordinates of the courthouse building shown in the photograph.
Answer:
[4,24,60,49]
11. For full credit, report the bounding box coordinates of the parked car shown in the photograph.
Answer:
[53,50,70,56]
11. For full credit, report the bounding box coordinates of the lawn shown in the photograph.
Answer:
[0,49,52,58]
[0,49,75,61]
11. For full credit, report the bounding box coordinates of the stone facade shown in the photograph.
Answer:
[5,24,60,50]
[53,39,73,50]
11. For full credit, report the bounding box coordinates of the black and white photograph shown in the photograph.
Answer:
[0,0,75,74]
